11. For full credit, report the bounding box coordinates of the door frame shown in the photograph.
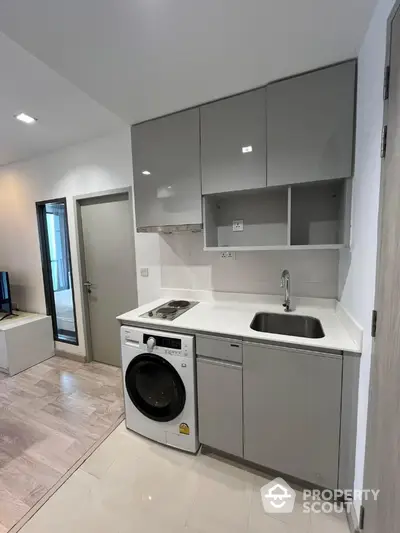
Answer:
[36,196,79,345]
[73,187,136,363]
[362,1,400,531]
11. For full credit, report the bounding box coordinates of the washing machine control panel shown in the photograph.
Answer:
[165,349,182,356]
[142,333,189,356]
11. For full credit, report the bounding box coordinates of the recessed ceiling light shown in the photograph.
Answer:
[242,146,253,153]
[15,112,37,124]
[142,170,151,175]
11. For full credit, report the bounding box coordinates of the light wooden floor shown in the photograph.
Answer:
[0,356,124,533]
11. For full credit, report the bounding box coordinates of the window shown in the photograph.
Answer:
[37,199,78,344]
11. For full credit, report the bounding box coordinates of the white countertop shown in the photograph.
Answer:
[117,293,361,354]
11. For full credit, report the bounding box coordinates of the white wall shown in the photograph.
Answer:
[161,233,339,299]
[0,128,161,358]
[338,0,396,519]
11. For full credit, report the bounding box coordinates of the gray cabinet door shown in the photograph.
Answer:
[243,343,342,488]
[339,353,360,491]
[201,89,267,194]
[197,357,243,457]
[267,60,356,187]
[131,109,202,229]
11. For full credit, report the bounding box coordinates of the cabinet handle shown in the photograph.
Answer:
[197,357,242,369]
[230,344,240,348]
[244,341,342,359]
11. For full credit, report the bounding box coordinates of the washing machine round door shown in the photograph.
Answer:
[125,353,186,422]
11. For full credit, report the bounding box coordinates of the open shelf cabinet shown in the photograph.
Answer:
[203,179,351,251]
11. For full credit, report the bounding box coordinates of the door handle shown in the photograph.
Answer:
[84,281,93,294]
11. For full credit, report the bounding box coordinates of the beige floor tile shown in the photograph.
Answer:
[94,440,198,529]
[21,503,118,533]
[248,484,291,533]
[185,454,254,533]
[310,507,349,533]
[115,507,192,533]
[252,474,311,533]
[81,423,152,479]
[17,413,345,533]
[147,434,198,469]
[250,516,289,533]
[16,470,100,533]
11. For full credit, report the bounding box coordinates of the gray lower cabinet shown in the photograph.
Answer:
[200,88,267,194]
[197,357,243,457]
[339,353,360,491]
[197,334,243,364]
[243,343,342,488]
[131,108,202,230]
[267,60,356,187]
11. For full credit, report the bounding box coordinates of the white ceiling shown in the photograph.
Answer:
[0,0,378,166]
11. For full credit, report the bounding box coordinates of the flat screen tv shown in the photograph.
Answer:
[0,272,12,316]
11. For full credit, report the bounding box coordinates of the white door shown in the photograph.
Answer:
[80,192,137,366]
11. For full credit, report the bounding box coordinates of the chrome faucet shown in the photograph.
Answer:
[280,270,291,312]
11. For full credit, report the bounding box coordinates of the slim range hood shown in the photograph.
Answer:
[136,224,203,234]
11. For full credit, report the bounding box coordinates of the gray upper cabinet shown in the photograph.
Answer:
[131,109,202,229]
[243,343,342,488]
[201,89,267,194]
[267,60,356,187]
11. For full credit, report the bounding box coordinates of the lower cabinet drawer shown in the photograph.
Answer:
[196,335,243,363]
[197,357,243,457]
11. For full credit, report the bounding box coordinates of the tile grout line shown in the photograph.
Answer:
[8,414,125,533]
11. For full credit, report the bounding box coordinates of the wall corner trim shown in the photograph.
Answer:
[347,501,361,533]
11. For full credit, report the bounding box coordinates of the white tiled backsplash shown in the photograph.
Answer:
[160,233,339,299]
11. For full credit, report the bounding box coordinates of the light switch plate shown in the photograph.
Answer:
[233,220,244,232]
[140,268,149,277]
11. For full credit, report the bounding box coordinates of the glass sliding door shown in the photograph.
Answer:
[37,199,78,344]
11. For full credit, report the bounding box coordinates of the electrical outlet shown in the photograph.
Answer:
[220,251,236,259]
[140,268,149,277]
[232,220,244,232]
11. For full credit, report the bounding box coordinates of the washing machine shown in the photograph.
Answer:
[121,326,199,453]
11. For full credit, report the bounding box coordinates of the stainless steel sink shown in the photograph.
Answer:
[250,313,325,339]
